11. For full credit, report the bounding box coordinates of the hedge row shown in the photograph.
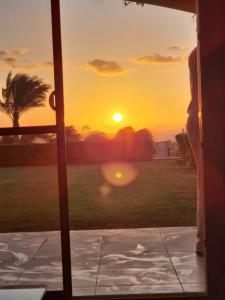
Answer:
[0,140,155,167]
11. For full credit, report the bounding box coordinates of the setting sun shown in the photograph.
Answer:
[113,113,123,123]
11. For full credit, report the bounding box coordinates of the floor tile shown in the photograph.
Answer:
[72,254,100,270]
[159,227,196,234]
[15,255,63,290]
[70,236,102,244]
[100,252,171,269]
[0,271,20,287]
[170,252,205,267]
[72,270,97,288]
[34,239,61,257]
[73,287,95,296]
[70,242,102,257]
[95,284,183,295]
[97,267,179,287]
[24,256,63,274]
[175,265,205,284]
[102,234,166,254]
[16,271,63,290]
[0,228,204,295]
[0,235,46,257]
[0,279,5,287]
[161,231,197,252]
[182,283,206,293]
[0,250,28,271]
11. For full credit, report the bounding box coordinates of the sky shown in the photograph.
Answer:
[0,0,197,141]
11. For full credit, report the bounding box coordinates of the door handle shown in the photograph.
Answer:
[49,91,56,111]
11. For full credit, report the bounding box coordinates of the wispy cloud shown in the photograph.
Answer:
[44,62,54,67]
[0,50,6,56]
[133,54,182,65]
[0,57,53,71]
[86,59,126,76]
[0,57,18,68]
[0,47,53,72]
[6,48,29,56]
[0,47,29,57]
[169,44,185,52]
[20,61,53,72]
[0,47,28,69]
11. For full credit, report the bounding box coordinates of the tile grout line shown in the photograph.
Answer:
[160,233,185,293]
[93,235,105,295]
[15,236,48,286]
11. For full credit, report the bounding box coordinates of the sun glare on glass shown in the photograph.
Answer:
[113,113,123,122]
[101,162,138,187]
[115,171,123,179]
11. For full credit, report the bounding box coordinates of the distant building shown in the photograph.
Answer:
[154,140,179,159]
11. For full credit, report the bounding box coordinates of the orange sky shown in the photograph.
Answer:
[0,0,197,141]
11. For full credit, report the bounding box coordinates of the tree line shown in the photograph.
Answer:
[0,72,154,146]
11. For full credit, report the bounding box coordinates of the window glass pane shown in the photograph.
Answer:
[0,135,63,291]
[0,0,55,128]
[61,0,206,297]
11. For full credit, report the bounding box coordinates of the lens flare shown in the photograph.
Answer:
[101,162,138,187]
[99,184,112,197]
[115,171,123,179]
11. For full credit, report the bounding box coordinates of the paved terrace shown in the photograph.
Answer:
[0,227,205,296]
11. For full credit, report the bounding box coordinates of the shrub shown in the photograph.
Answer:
[175,132,195,167]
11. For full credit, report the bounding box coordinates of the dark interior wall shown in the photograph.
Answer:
[198,0,225,298]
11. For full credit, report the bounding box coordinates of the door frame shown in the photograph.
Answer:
[48,1,207,299]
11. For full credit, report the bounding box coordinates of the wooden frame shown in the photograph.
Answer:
[127,0,195,13]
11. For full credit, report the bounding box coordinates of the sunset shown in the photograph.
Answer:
[113,113,123,122]
[4,0,225,298]
[0,0,196,140]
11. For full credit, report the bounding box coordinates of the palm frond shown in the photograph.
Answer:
[0,72,51,126]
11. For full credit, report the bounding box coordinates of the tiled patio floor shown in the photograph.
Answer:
[0,227,205,296]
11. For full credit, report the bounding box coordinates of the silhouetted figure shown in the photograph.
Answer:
[187,47,204,256]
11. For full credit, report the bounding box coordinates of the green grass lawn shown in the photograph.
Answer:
[0,160,197,232]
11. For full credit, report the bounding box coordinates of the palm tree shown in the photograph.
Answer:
[0,72,51,127]
[49,126,81,143]
[85,131,108,142]
[65,126,81,142]
[114,126,135,141]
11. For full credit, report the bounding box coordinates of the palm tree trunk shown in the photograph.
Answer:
[13,112,19,127]
[12,112,20,143]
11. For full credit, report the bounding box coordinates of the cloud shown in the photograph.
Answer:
[0,47,53,73]
[0,47,30,69]
[0,50,7,56]
[87,59,125,76]
[0,48,29,57]
[133,54,182,65]
[0,57,18,68]
[44,62,53,67]
[20,61,53,72]
[2,57,18,68]
[169,44,185,52]
[6,48,29,56]
[0,57,53,72]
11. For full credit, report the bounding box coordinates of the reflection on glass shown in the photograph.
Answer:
[101,162,138,187]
